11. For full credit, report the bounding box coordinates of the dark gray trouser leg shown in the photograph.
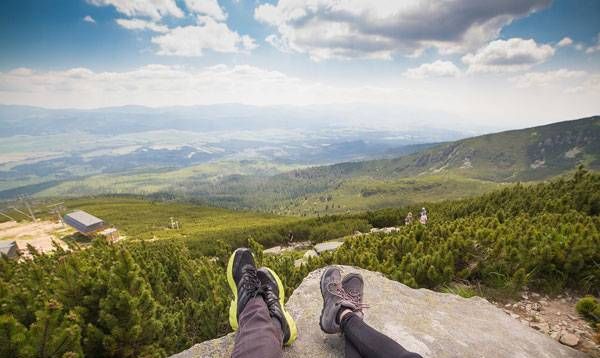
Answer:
[345,337,362,358]
[231,297,283,358]
[341,313,423,358]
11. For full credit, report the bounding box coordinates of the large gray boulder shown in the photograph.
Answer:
[171,266,585,358]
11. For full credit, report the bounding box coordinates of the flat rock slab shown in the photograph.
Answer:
[171,266,585,358]
[303,249,318,259]
[313,241,343,254]
[263,246,282,255]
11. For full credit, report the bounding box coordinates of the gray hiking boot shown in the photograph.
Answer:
[341,273,366,320]
[320,267,368,333]
[320,266,343,333]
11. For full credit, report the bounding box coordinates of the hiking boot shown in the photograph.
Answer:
[227,248,260,331]
[341,273,366,320]
[320,267,369,334]
[319,266,344,333]
[257,267,298,346]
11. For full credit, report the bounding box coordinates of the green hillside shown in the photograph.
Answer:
[195,116,600,214]
[389,115,600,181]
[2,195,371,257]
[280,115,600,184]
[1,168,598,357]
[5,116,599,216]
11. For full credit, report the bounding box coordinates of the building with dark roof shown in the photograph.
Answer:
[0,240,18,259]
[63,210,106,235]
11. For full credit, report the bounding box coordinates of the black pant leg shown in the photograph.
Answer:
[344,336,362,358]
[341,313,422,358]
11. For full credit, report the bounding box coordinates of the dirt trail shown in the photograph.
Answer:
[0,220,72,256]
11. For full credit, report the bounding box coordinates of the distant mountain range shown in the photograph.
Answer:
[0,104,484,137]
[176,116,600,214]
[285,115,600,183]
[0,106,598,215]
[0,104,477,199]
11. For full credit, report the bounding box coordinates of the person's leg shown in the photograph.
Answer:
[257,267,298,346]
[228,248,283,358]
[344,336,362,358]
[341,312,421,358]
[231,296,283,358]
[319,267,422,358]
[340,273,422,358]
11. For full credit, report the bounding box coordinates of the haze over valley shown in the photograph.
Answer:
[0,104,479,199]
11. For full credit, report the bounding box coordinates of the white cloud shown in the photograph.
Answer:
[585,33,600,54]
[87,0,183,20]
[83,15,96,24]
[510,69,586,88]
[462,38,555,73]
[557,37,573,47]
[8,68,34,76]
[151,17,256,56]
[403,60,461,79]
[116,18,168,33]
[0,64,402,107]
[265,34,292,53]
[581,75,600,92]
[241,35,258,51]
[184,0,226,21]
[1,64,599,126]
[254,0,550,61]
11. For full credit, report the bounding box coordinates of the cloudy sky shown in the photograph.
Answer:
[1,0,599,127]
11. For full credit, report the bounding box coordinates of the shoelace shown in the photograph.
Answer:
[240,266,262,297]
[261,284,281,316]
[326,281,369,312]
[262,284,277,302]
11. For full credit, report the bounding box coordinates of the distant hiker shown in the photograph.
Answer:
[288,231,294,244]
[227,247,422,358]
[419,207,428,225]
[405,212,414,225]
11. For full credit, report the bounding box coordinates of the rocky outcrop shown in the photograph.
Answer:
[497,291,599,355]
[171,266,585,358]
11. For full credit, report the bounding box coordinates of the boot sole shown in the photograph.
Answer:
[263,267,298,346]
[227,248,246,331]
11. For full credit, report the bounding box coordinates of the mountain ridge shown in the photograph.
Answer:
[181,115,600,214]
[1,115,598,216]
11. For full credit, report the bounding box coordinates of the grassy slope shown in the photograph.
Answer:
[34,160,304,197]
[62,197,299,242]
[278,174,503,216]
[256,116,600,214]
[395,115,600,181]
[277,116,600,183]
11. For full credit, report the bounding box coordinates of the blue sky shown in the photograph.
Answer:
[0,0,599,127]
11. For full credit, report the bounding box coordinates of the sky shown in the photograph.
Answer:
[0,0,599,128]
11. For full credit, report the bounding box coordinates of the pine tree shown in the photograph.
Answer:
[26,300,83,358]
[96,249,164,358]
[0,314,29,358]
